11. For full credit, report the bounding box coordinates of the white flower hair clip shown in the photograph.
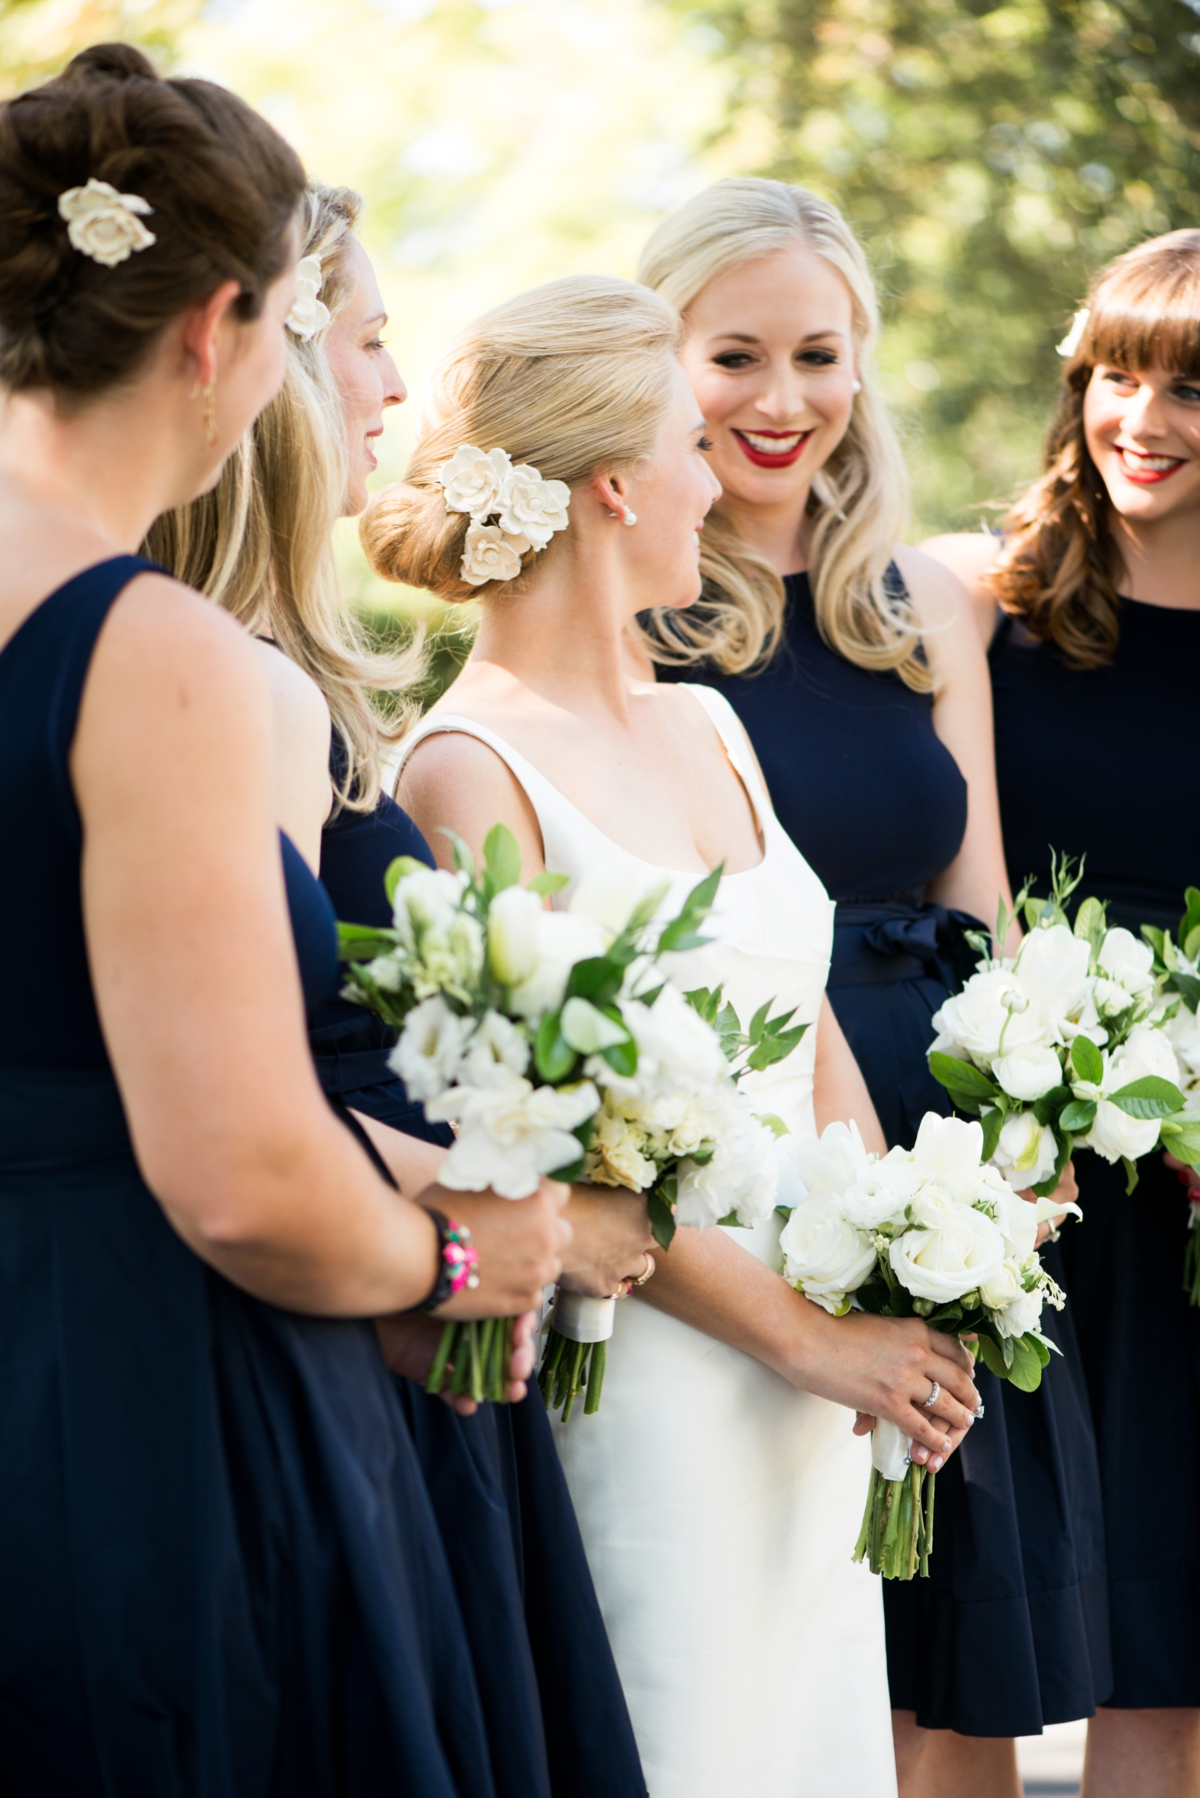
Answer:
[1056,308,1090,359]
[286,255,331,340]
[435,445,571,587]
[58,178,156,268]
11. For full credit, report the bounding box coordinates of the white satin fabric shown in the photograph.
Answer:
[398,686,896,1798]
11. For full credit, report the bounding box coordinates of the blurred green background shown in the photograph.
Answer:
[5,0,1198,665]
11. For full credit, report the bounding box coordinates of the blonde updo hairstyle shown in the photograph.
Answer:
[361,274,682,603]
[147,183,422,812]
[634,178,925,690]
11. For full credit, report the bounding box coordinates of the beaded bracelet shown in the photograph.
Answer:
[411,1210,480,1314]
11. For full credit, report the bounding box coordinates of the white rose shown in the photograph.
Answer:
[992,1042,1064,1102]
[605,984,729,1099]
[58,178,156,267]
[508,910,608,1020]
[909,1181,964,1229]
[1014,924,1092,1030]
[285,254,331,339]
[1106,1019,1181,1089]
[840,1150,920,1229]
[587,1104,658,1190]
[991,1111,1059,1188]
[1080,1100,1160,1164]
[459,522,530,587]
[780,1192,877,1312]
[979,1256,1024,1311]
[889,1205,1006,1304]
[427,1070,599,1198]
[460,1009,529,1085]
[436,445,513,517]
[389,996,473,1101]
[932,969,1045,1063]
[495,465,572,550]
[487,884,543,986]
[995,1283,1045,1340]
[1166,1007,1200,1094]
[1097,926,1156,996]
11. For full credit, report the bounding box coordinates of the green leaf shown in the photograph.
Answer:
[1160,1116,1200,1164]
[1002,1333,1047,1393]
[526,871,569,897]
[565,956,625,1008]
[1141,923,1167,962]
[647,1189,676,1251]
[1073,895,1106,950]
[1182,886,1200,951]
[1106,1076,1185,1119]
[683,985,722,1025]
[715,1210,748,1227]
[1058,1098,1097,1133]
[1033,1083,1072,1126]
[482,823,522,895]
[599,1033,638,1078]
[337,921,399,961]
[757,1112,790,1139]
[1172,972,1200,1012]
[547,1152,586,1183]
[534,1012,577,1084]
[928,1050,1001,1102]
[383,856,430,905]
[1185,930,1200,968]
[1031,1128,1072,1198]
[1123,1155,1138,1196]
[1070,1035,1104,1085]
[746,1021,808,1073]
[978,1105,1003,1162]
[974,1334,1009,1380]
[656,865,721,954]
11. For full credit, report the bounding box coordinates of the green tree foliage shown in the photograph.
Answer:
[668,0,1200,528]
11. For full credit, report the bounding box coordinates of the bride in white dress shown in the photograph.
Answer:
[363,275,980,1798]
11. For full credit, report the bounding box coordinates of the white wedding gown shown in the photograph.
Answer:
[399,686,896,1798]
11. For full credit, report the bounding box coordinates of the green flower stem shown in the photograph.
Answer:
[424,1318,516,1405]
[854,1462,937,1581]
[538,1325,605,1420]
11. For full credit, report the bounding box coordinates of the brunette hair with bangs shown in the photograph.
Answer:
[989,229,1200,668]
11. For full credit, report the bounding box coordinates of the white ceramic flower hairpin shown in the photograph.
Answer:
[435,445,571,587]
[58,178,156,268]
[1056,308,1090,359]
[286,256,331,340]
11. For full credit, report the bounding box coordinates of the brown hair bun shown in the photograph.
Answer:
[0,41,306,401]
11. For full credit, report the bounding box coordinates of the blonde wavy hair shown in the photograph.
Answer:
[989,229,1200,668]
[146,183,422,812]
[633,177,923,689]
[360,275,681,603]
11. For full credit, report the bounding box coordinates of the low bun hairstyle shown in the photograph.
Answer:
[361,275,681,602]
[0,42,306,402]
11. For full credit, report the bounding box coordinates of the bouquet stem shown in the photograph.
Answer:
[853,1422,937,1580]
[538,1291,616,1420]
[425,1318,515,1405]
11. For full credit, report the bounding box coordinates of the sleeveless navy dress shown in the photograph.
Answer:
[0,558,500,1796]
[992,599,1200,1708]
[661,570,1111,1735]
[315,762,647,1798]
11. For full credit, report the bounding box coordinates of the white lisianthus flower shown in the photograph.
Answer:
[991,1111,1060,1188]
[487,884,543,987]
[992,1042,1064,1101]
[889,1205,1006,1304]
[390,996,474,1101]
[436,445,513,517]
[459,522,530,587]
[780,1192,877,1312]
[1097,926,1156,996]
[495,465,572,549]
[508,911,608,1020]
[587,1104,658,1191]
[58,178,156,266]
[932,969,1045,1064]
[995,1283,1045,1340]
[979,1256,1025,1311]
[285,255,330,339]
[361,954,404,993]
[602,984,729,1101]
[676,1103,779,1228]
[392,866,468,944]
[412,912,485,1001]
[460,1009,530,1085]
[427,1071,599,1198]
[1013,925,1092,1032]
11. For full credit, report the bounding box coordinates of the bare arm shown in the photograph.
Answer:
[75,578,567,1317]
[813,995,887,1152]
[917,531,1004,652]
[249,637,332,873]
[894,543,1014,940]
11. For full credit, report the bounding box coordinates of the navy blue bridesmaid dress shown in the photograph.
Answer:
[314,753,647,1798]
[0,558,500,1796]
[661,569,1111,1735]
[992,599,1200,1708]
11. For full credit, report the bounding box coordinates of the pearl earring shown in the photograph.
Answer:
[609,507,637,526]
[851,379,862,395]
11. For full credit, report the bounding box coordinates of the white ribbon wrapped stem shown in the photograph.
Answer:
[872,1417,913,1481]
[547,1291,616,1344]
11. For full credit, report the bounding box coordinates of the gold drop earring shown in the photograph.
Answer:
[190,375,219,447]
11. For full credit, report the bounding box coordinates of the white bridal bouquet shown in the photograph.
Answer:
[780,1113,1075,1579]
[1142,887,1200,1304]
[339,828,803,1407]
[927,857,1200,1202]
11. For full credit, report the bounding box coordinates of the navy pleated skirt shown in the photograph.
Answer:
[829,904,1112,1736]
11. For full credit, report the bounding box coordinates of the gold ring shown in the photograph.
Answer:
[632,1253,655,1287]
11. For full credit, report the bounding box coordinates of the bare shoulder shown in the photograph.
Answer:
[896,540,996,660]
[250,638,331,735]
[397,722,543,871]
[917,532,1002,602]
[90,571,268,718]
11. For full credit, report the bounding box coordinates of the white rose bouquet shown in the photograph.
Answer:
[340,828,803,1407]
[780,1113,1075,1579]
[928,856,1200,1202]
[1142,887,1200,1303]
